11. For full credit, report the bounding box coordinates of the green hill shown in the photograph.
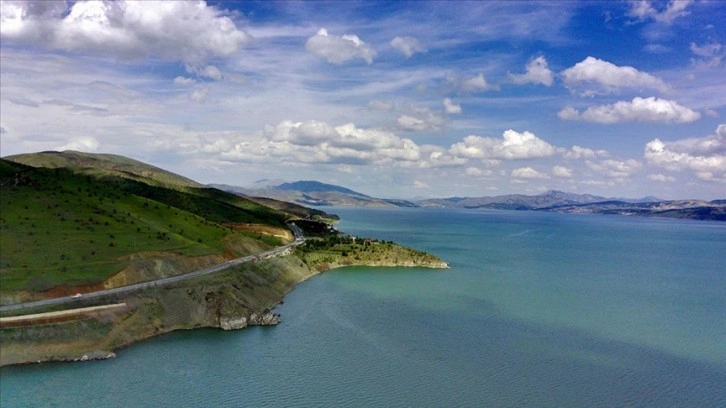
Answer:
[0,153,295,296]
[4,150,202,189]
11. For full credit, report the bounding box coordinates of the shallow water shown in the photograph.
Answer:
[2,208,725,407]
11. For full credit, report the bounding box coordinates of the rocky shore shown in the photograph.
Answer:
[1,245,446,366]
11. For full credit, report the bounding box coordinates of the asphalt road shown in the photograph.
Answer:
[0,223,306,314]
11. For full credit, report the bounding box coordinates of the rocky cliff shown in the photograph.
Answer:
[0,255,315,366]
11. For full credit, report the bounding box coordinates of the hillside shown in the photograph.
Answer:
[5,150,202,189]
[0,151,448,366]
[0,153,299,301]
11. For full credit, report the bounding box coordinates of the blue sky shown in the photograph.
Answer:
[1,0,724,199]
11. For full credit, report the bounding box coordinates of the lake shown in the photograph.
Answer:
[2,208,725,407]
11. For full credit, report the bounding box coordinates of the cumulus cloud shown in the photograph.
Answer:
[558,97,700,124]
[201,65,223,81]
[586,159,642,178]
[231,120,422,166]
[561,56,669,96]
[456,73,499,93]
[557,106,580,121]
[508,56,553,86]
[397,108,446,132]
[422,148,469,168]
[57,136,100,152]
[552,165,573,178]
[511,166,548,179]
[627,0,693,24]
[465,167,483,176]
[0,1,250,66]
[305,28,376,64]
[390,36,427,58]
[449,129,556,160]
[644,125,726,181]
[443,98,462,115]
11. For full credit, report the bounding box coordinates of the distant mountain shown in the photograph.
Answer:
[211,180,417,208]
[418,190,607,210]
[419,190,724,221]
[543,200,726,221]
[214,181,724,220]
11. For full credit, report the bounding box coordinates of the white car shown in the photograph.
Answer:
[71,293,83,299]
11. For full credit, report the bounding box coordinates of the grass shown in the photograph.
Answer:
[295,232,444,270]
[0,158,291,292]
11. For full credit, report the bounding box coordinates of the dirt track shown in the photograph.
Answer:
[0,303,127,327]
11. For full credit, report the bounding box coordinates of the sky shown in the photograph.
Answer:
[1,0,725,200]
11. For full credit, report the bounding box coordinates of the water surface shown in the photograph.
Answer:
[2,209,725,407]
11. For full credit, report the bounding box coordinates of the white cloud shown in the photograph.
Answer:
[174,76,196,87]
[397,115,428,131]
[627,0,693,24]
[57,136,100,152]
[305,28,376,64]
[690,42,723,68]
[557,106,580,121]
[0,1,249,66]
[459,73,498,92]
[240,120,422,166]
[368,100,395,111]
[561,145,608,160]
[644,125,726,181]
[449,129,556,160]
[390,36,427,58]
[705,108,719,119]
[586,159,642,178]
[422,148,469,168]
[559,97,700,124]
[189,87,210,103]
[647,173,675,182]
[413,180,430,189]
[511,166,548,179]
[508,56,553,86]
[397,108,445,132]
[201,65,223,81]
[552,165,573,178]
[443,98,462,115]
[561,56,669,95]
[465,167,482,176]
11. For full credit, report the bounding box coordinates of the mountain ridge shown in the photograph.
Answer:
[216,180,725,221]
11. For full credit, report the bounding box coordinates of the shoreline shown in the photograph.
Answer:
[0,253,447,367]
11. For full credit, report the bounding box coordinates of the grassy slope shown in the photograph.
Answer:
[0,157,289,293]
[4,150,202,188]
[294,225,447,271]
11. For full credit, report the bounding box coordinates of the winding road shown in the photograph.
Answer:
[0,223,306,314]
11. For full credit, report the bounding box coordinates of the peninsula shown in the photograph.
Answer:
[0,151,447,366]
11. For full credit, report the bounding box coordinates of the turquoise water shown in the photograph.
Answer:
[2,208,725,407]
